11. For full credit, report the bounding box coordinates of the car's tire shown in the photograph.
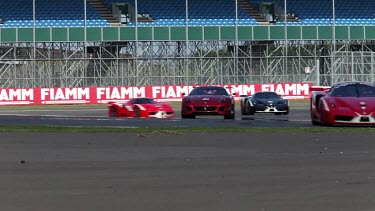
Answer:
[319,109,327,126]
[311,119,320,125]
[248,108,255,115]
[110,107,118,117]
[310,100,318,125]
[224,114,235,119]
[319,103,331,127]
[224,105,235,119]
[134,106,141,118]
[241,100,248,115]
[182,114,195,119]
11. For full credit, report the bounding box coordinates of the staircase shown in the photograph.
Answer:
[87,0,121,26]
[237,0,269,25]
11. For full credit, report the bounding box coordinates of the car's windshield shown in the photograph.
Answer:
[329,83,375,97]
[253,92,280,99]
[131,98,157,104]
[189,87,229,96]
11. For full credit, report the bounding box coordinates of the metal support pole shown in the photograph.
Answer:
[33,0,36,87]
[284,0,287,79]
[135,0,138,85]
[331,0,335,85]
[84,0,87,86]
[235,0,239,84]
[316,59,320,86]
[352,52,355,81]
[185,0,189,85]
[372,52,375,83]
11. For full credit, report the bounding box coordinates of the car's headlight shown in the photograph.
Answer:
[221,98,229,103]
[184,97,190,103]
[279,100,288,105]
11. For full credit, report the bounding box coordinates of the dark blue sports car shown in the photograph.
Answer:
[240,91,289,115]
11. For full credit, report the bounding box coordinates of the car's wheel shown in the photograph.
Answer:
[310,100,319,125]
[319,109,327,126]
[311,119,320,126]
[182,114,195,119]
[224,105,235,119]
[248,107,255,115]
[319,103,331,127]
[134,106,141,118]
[224,114,235,119]
[310,108,320,125]
[320,110,332,126]
[110,107,118,117]
[241,100,249,115]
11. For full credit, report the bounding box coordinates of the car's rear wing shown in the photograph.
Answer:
[107,100,128,105]
[310,86,331,92]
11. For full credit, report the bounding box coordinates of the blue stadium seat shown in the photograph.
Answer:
[0,0,110,27]
[275,0,375,26]
[103,0,258,26]
[0,0,374,27]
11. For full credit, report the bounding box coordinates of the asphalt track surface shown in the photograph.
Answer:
[0,102,312,128]
[2,132,375,211]
[1,102,375,211]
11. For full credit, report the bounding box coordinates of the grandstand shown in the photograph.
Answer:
[0,0,375,88]
[0,0,109,27]
[0,0,374,27]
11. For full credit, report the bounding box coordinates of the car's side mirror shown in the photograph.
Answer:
[181,92,186,96]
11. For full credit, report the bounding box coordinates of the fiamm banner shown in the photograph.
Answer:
[0,83,312,105]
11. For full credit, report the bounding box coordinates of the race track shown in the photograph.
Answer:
[2,131,375,211]
[1,102,375,211]
[0,101,312,128]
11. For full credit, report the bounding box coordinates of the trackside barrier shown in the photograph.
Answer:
[0,83,313,105]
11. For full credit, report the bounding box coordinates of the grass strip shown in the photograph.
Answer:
[0,125,374,133]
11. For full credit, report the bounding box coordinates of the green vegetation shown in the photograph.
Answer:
[0,125,373,133]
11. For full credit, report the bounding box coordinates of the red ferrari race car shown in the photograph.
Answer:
[181,86,235,119]
[108,97,175,118]
[310,81,375,126]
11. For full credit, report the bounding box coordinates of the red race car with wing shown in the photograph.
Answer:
[310,81,375,126]
[108,97,175,118]
[181,86,235,119]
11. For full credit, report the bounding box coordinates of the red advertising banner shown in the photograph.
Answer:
[0,83,312,105]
